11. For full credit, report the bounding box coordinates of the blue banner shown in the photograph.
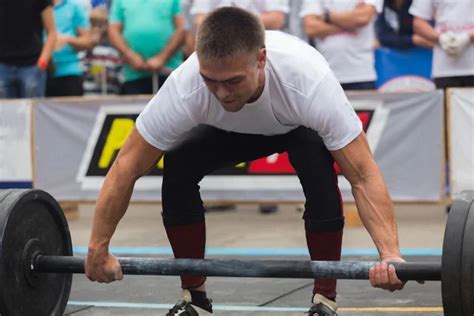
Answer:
[375,47,433,88]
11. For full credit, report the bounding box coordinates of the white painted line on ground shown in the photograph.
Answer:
[68,301,443,313]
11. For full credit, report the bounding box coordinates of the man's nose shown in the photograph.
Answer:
[215,84,231,99]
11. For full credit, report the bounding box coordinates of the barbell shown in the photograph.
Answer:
[0,189,472,316]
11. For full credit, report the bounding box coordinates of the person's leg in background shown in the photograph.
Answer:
[162,126,291,313]
[46,75,84,97]
[286,127,343,314]
[121,74,168,95]
[17,64,46,98]
[121,77,153,95]
[0,63,19,98]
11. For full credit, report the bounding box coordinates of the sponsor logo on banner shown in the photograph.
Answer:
[78,101,388,190]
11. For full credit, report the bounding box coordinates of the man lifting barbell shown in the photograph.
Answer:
[84,7,404,316]
[0,188,473,315]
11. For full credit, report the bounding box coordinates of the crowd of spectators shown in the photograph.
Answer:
[1,0,472,99]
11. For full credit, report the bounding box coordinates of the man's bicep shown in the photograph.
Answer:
[114,127,164,179]
[330,132,377,184]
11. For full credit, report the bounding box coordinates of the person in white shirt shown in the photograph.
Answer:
[409,0,474,88]
[191,0,290,214]
[84,7,406,316]
[301,0,383,90]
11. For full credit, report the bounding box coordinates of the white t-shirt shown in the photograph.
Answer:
[300,0,383,84]
[190,0,290,15]
[136,31,362,152]
[409,0,474,78]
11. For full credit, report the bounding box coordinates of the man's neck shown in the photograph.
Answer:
[247,70,265,103]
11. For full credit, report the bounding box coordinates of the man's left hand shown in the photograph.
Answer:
[369,257,406,292]
[147,54,166,72]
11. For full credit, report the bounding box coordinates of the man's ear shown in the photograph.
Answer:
[257,48,267,69]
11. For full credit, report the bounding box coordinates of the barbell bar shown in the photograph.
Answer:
[0,189,473,316]
[34,256,442,280]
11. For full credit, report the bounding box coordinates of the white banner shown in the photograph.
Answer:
[34,91,444,201]
[448,88,474,196]
[0,99,33,189]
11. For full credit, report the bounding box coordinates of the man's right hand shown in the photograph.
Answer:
[85,248,123,283]
[125,51,148,71]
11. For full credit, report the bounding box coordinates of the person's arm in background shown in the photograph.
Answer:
[300,0,344,38]
[412,17,439,44]
[108,23,147,70]
[303,14,344,38]
[194,13,206,30]
[409,0,438,47]
[58,4,95,52]
[326,3,377,31]
[60,28,94,50]
[108,0,147,71]
[147,15,185,72]
[260,10,286,30]
[38,6,57,70]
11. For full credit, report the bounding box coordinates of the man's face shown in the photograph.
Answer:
[198,49,266,112]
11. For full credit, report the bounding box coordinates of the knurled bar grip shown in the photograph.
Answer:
[34,256,441,281]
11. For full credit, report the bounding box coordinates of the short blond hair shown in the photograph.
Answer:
[196,7,265,61]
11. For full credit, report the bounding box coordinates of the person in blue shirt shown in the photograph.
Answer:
[375,0,433,49]
[46,0,94,96]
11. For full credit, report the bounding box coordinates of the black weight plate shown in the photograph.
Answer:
[442,191,473,316]
[0,189,73,316]
[461,198,474,315]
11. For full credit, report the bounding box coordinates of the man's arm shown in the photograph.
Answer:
[327,3,377,31]
[331,132,404,290]
[108,23,148,70]
[86,128,163,283]
[303,15,344,38]
[412,17,439,44]
[59,28,95,51]
[331,132,400,259]
[147,16,185,72]
[39,6,57,69]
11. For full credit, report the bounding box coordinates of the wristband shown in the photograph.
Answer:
[324,10,331,23]
[37,59,48,71]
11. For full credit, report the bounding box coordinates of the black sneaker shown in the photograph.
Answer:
[166,290,213,316]
[306,294,337,316]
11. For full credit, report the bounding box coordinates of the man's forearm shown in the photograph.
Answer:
[67,33,94,51]
[413,17,439,44]
[39,31,57,64]
[88,162,136,252]
[154,28,185,63]
[304,16,344,38]
[328,5,375,31]
[108,25,135,58]
[352,171,400,259]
